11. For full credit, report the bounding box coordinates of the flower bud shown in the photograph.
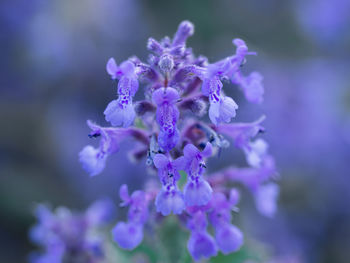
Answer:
[159,54,174,73]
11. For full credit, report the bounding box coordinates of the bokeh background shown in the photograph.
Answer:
[1,0,350,262]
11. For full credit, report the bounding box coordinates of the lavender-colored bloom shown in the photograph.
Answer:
[187,211,217,261]
[153,154,185,215]
[244,138,269,168]
[155,189,185,216]
[215,116,265,148]
[79,145,107,176]
[208,192,243,254]
[152,87,180,152]
[77,21,277,261]
[29,200,113,263]
[112,185,149,250]
[187,232,217,261]
[232,38,256,64]
[254,183,279,218]
[215,116,267,167]
[215,224,243,254]
[194,64,238,125]
[112,222,143,250]
[210,156,276,193]
[172,20,194,47]
[232,71,264,103]
[104,59,139,127]
[79,120,125,176]
[79,120,149,176]
[181,143,213,206]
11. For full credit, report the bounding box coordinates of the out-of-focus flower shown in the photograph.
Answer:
[29,199,115,263]
[112,185,149,250]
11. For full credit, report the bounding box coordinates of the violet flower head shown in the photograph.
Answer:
[105,59,139,128]
[233,71,264,103]
[112,185,149,250]
[208,192,243,254]
[153,154,185,216]
[172,20,194,47]
[79,120,149,176]
[193,64,238,125]
[29,200,114,263]
[254,183,279,217]
[182,143,213,206]
[152,87,180,152]
[187,211,217,261]
[79,21,278,261]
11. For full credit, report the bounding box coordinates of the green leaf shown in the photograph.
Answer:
[178,170,187,189]
[134,117,146,129]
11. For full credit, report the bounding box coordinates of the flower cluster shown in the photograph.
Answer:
[79,21,278,261]
[29,199,114,263]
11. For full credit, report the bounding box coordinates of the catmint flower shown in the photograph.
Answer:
[79,120,149,176]
[208,192,243,254]
[244,138,269,168]
[215,116,265,148]
[79,20,278,261]
[232,71,264,103]
[147,38,164,55]
[210,156,276,193]
[181,143,213,206]
[194,64,238,125]
[153,154,185,215]
[215,116,267,167]
[105,58,139,127]
[29,200,114,263]
[152,87,180,152]
[112,185,149,250]
[172,20,194,47]
[209,158,278,218]
[254,183,279,217]
[187,211,217,261]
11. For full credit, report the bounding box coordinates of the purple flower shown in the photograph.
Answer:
[152,87,180,151]
[104,59,139,127]
[244,138,269,168]
[208,192,243,254]
[112,222,143,250]
[232,38,256,64]
[29,200,113,263]
[79,120,149,176]
[215,224,243,254]
[215,116,265,148]
[187,211,217,261]
[254,183,279,218]
[76,20,278,260]
[211,156,276,193]
[188,232,218,261]
[119,184,149,224]
[112,185,149,250]
[153,154,185,215]
[215,116,268,167]
[79,145,107,176]
[208,192,237,227]
[184,179,213,207]
[213,38,255,78]
[232,71,264,103]
[180,143,213,206]
[195,64,238,125]
[172,20,194,47]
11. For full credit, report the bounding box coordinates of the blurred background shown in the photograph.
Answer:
[1,0,350,262]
